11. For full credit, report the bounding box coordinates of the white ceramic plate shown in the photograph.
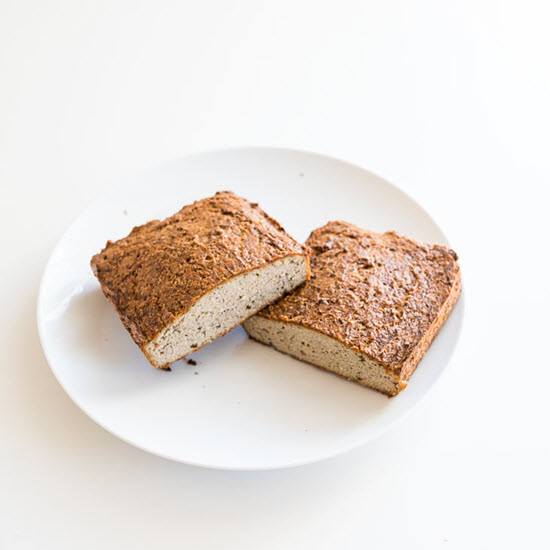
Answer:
[37,147,463,470]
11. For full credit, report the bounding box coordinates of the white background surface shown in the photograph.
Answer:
[1,1,549,548]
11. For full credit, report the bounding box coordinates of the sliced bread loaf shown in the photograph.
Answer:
[243,221,460,396]
[91,191,310,369]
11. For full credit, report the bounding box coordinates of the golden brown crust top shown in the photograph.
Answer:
[91,191,306,346]
[257,221,460,370]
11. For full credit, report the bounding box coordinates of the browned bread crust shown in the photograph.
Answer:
[256,221,461,386]
[91,191,308,350]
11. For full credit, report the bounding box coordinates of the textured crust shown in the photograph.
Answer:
[396,273,461,389]
[256,221,461,380]
[91,191,308,349]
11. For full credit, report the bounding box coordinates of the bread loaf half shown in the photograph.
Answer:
[244,221,460,396]
[91,191,310,368]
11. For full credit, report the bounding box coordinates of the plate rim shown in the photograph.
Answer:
[36,146,464,470]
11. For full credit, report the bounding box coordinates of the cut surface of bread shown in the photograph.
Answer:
[145,256,306,366]
[244,221,461,396]
[91,191,309,368]
[244,316,401,395]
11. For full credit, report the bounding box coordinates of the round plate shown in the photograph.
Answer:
[37,147,463,470]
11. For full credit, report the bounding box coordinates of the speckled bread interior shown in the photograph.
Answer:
[145,256,307,367]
